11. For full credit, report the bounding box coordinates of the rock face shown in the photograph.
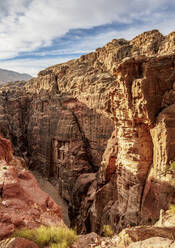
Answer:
[73,232,120,248]
[0,136,13,163]
[0,238,39,248]
[0,29,175,234]
[73,210,175,248]
[117,209,175,248]
[0,136,63,241]
[89,54,175,233]
[128,237,175,248]
[0,73,114,232]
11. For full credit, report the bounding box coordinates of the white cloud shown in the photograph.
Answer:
[0,0,175,74]
[1,13,174,78]
[0,56,75,76]
[0,0,174,59]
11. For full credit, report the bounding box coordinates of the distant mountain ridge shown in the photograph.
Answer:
[0,68,32,84]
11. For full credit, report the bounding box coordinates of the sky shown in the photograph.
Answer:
[0,0,175,76]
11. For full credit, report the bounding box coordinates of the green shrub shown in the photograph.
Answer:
[12,225,77,248]
[169,203,175,214]
[170,161,175,170]
[102,225,114,237]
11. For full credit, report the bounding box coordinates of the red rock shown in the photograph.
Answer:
[0,224,15,240]
[0,136,63,241]
[0,136,13,163]
[0,238,39,248]
[105,157,116,181]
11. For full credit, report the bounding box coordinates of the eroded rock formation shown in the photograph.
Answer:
[0,29,175,234]
[0,136,63,241]
[73,209,175,247]
[89,54,175,234]
[0,238,39,248]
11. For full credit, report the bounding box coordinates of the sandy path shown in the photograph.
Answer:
[32,171,70,227]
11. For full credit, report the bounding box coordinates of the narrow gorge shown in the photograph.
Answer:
[1,30,175,240]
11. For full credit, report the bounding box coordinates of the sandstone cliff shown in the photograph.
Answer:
[0,29,175,235]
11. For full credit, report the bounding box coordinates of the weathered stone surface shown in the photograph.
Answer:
[0,136,13,163]
[128,237,175,248]
[0,83,114,232]
[73,232,120,248]
[118,209,175,248]
[88,54,175,233]
[73,232,100,248]
[0,30,175,234]
[33,170,70,227]
[119,226,175,243]
[73,211,175,248]
[116,222,175,248]
[0,238,38,248]
[0,136,63,241]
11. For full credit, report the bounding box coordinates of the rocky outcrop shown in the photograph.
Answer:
[89,54,175,233]
[0,136,63,241]
[0,238,39,248]
[74,235,175,248]
[117,209,175,248]
[73,232,120,248]
[119,226,175,245]
[33,170,70,227]
[0,76,114,231]
[0,136,13,163]
[128,237,175,248]
[0,29,175,234]
[73,209,175,247]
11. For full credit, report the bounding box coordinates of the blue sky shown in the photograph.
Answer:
[0,0,175,76]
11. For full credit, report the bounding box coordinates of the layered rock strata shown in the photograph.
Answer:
[89,54,175,233]
[0,73,114,231]
[0,136,63,241]
[73,209,175,247]
[0,30,175,233]
[0,238,39,248]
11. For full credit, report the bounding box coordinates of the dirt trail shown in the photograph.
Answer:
[32,171,70,227]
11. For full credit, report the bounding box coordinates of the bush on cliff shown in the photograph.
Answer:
[170,161,175,170]
[102,225,114,237]
[169,204,175,214]
[12,225,77,248]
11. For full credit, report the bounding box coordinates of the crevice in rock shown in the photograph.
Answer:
[140,160,153,213]
[139,125,154,214]
[55,75,59,94]
[0,181,5,199]
[71,111,98,172]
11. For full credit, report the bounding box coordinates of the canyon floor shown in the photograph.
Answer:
[32,170,70,227]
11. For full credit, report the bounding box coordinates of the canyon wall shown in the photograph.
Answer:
[0,30,175,234]
[0,74,114,233]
